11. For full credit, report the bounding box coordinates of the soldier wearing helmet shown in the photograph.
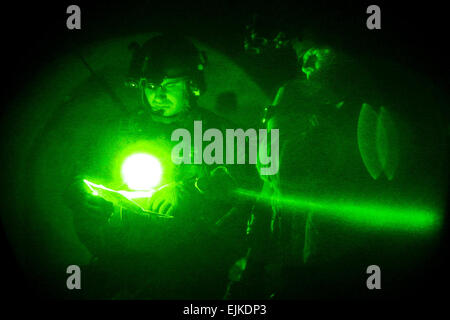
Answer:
[64,33,257,299]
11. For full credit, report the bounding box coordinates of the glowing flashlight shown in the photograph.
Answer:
[121,153,163,191]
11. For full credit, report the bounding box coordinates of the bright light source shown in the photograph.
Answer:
[121,153,162,190]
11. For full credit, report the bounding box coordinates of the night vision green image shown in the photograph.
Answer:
[0,1,448,301]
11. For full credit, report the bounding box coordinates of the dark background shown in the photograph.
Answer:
[2,0,450,104]
[0,0,448,308]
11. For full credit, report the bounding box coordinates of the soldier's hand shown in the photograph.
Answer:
[64,176,113,223]
[147,183,183,217]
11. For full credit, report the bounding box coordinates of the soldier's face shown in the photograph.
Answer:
[144,77,189,117]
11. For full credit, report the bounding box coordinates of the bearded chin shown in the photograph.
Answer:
[150,105,190,124]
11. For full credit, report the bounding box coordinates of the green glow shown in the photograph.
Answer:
[335,101,344,109]
[83,179,155,200]
[358,103,382,179]
[235,188,441,232]
[121,153,162,190]
[301,47,331,79]
[358,104,400,181]
[83,179,172,218]
[376,107,399,180]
